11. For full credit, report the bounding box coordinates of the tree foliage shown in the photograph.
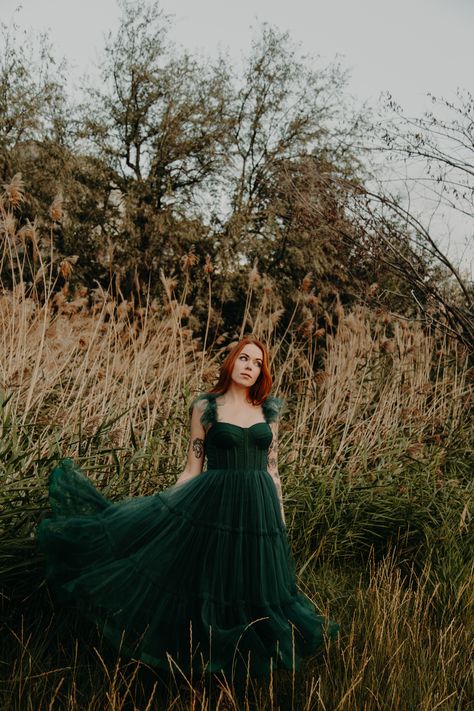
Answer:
[1,1,471,352]
[357,91,474,352]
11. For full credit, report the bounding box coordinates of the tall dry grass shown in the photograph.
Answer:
[1,178,473,709]
[2,555,472,710]
[0,271,206,449]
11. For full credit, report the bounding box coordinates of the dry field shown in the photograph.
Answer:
[1,183,473,709]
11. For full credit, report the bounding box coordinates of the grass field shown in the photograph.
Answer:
[1,200,473,709]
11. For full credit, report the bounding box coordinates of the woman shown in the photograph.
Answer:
[37,337,339,679]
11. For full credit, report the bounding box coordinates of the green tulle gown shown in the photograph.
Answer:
[36,394,339,678]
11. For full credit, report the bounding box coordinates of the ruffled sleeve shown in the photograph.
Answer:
[190,393,218,428]
[262,395,285,424]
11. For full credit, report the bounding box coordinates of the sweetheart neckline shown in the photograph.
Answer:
[209,421,269,431]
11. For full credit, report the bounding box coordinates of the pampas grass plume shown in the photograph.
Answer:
[2,173,25,209]
[50,193,63,222]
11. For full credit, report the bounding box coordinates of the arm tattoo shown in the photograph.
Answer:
[268,437,277,472]
[192,437,204,459]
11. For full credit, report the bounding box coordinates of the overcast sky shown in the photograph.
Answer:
[2,0,473,272]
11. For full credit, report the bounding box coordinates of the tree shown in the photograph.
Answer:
[359,91,474,352]
[78,0,231,292]
[222,26,351,239]
[0,17,76,288]
[0,18,67,183]
[207,26,370,330]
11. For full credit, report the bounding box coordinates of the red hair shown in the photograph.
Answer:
[209,337,272,405]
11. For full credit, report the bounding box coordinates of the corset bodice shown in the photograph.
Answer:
[205,422,272,470]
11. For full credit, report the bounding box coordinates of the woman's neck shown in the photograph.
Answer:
[221,383,251,405]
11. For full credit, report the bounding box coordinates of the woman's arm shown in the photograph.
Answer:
[267,420,285,525]
[175,400,206,486]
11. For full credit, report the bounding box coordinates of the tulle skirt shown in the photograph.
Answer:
[37,459,339,678]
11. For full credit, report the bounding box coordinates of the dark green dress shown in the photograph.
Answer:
[37,393,339,678]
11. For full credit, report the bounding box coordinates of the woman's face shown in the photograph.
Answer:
[230,343,264,388]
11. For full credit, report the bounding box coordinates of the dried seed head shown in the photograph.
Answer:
[248,262,261,287]
[300,272,312,293]
[105,300,115,317]
[178,304,192,319]
[164,299,178,314]
[13,282,26,299]
[58,255,78,280]
[346,313,362,333]
[270,308,285,326]
[181,251,199,270]
[3,173,25,209]
[335,301,344,321]
[161,276,178,297]
[202,366,219,383]
[18,219,38,243]
[2,214,16,236]
[50,192,63,222]
[203,255,214,274]
[298,317,314,338]
[58,259,72,281]
[53,291,67,308]
[117,300,131,319]
[380,339,396,353]
[314,370,330,386]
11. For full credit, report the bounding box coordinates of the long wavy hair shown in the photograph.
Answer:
[209,337,272,405]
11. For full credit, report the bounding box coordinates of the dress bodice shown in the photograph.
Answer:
[205,422,272,470]
[193,393,284,471]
